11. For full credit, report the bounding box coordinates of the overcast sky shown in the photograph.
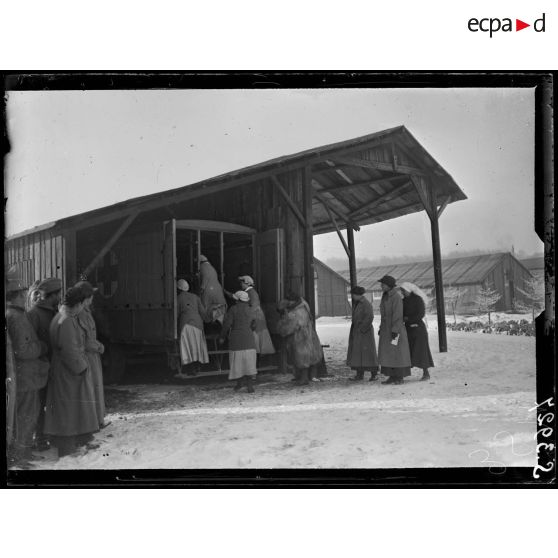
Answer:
[5,88,541,262]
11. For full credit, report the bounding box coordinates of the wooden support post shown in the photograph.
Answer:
[272,175,307,228]
[412,174,447,352]
[430,192,447,353]
[347,226,357,290]
[302,166,315,317]
[82,211,140,278]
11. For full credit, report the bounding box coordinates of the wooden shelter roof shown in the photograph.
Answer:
[8,125,466,240]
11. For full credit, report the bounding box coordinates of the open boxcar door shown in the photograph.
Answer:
[163,219,177,341]
[256,228,284,333]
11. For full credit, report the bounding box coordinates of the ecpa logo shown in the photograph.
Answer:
[468,13,546,37]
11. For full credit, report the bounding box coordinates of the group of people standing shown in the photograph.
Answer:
[174,255,275,392]
[346,275,434,384]
[6,267,108,466]
[5,257,433,466]
[175,254,326,391]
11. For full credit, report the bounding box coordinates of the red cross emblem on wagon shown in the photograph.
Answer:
[95,250,119,298]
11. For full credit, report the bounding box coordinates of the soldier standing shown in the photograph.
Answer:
[5,268,49,466]
[27,277,63,451]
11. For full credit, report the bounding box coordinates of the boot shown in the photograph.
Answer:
[186,363,198,376]
[33,436,51,452]
[349,369,365,381]
[245,376,255,393]
[381,376,396,385]
[420,369,430,381]
[296,368,309,386]
[369,371,378,381]
[234,378,244,391]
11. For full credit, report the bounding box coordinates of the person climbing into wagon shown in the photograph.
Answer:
[198,254,227,325]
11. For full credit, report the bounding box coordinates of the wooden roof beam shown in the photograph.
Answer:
[312,163,398,183]
[348,180,414,218]
[312,182,360,231]
[329,155,427,177]
[410,174,435,220]
[81,210,140,278]
[314,174,405,193]
[364,200,426,223]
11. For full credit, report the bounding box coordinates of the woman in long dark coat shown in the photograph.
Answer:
[400,282,434,381]
[346,286,378,381]
[377,275,411,385]
[219,291,257,393]
[75,280,108,428]
[44,287,99,457]
[238,275,275,355]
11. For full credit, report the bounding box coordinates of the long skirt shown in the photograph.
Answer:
[406,323,434,369]
[228,349,257,380]
[381,366,411,379]
[180,324,209,365]
[253,328,275,354]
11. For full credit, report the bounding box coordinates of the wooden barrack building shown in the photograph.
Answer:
[6,125,467,377]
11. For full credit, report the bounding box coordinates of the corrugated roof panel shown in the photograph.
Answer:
[457,254,503,283]
[398,261,432,284]
[336,252,520,291]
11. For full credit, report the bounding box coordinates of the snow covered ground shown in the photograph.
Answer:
[27,315,537,470]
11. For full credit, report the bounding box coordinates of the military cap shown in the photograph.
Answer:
[37,277,63,294]
[378,275,397,288]
[350,285,366,295]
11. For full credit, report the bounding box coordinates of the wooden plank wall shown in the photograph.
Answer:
[6,230,66,289]
[315,260,350,317]
[76,222,166,344]
[170,168,307,299]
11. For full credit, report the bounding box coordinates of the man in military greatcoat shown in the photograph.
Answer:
[5,268,49,466]
[27,277,62,451]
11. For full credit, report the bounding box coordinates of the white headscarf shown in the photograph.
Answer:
[177,279,190,292]
[399,282,429,306]
[233,290,249,302]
